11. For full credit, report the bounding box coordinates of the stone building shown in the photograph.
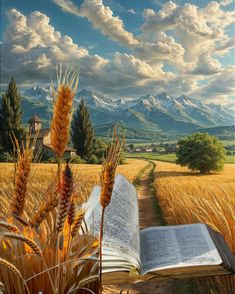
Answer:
[28,115,76,158]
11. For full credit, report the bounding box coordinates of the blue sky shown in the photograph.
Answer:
[0,0,234,106]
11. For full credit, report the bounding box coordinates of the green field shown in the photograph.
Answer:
[126,152,235,164]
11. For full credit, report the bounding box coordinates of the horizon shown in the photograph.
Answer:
[0,0,235,107]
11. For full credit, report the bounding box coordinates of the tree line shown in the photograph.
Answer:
[0,78,107,163]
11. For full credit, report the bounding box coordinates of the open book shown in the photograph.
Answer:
[84,175,235,284]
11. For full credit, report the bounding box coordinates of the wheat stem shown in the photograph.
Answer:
[25,257,98,282]
[99,207,105,294]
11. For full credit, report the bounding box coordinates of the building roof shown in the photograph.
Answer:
[29,128,50,138]
[28,115,42,123]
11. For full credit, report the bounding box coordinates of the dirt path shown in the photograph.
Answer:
[103,161,173,294]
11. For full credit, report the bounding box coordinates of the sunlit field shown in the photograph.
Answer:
[0,159,147,203]
[154,161,235,293]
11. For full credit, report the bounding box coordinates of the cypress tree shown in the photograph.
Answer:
[0,77,23,152]
[71,99,94,160]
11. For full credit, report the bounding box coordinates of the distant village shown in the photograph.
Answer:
[125,142,235,155]
[125,142,178,154]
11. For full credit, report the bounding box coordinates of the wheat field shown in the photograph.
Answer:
[0,158,146,203]
[154,161,235,293]
[0,158,147,293]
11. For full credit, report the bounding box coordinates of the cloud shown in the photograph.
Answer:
[190,53,222,75]
[219,0,234,6]
[141,1,235,67]
[1,8,172,98]
[193,66,235,104]
[1,3,234,105]
[127,9,137,15]
[1,9,89,84]
[52,0,139,47]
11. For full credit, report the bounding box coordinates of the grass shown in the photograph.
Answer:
[154,161,235,293]
[126,152,235,164]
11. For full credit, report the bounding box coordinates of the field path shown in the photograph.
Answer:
[104,160,173,294]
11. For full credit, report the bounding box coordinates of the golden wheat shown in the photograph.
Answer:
[11,138,34,216]
[3,232,42,257]
[50,69,78,158]
[0,159,147,293]
[0,257,22,278]
[56,164,74,233]
[100,129,124,208]
[154,161,235,294]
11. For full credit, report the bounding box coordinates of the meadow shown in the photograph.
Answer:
[154,161,235,293]
[126,152,235,164]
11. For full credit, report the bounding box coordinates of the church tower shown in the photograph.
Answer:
[28,115,42,133]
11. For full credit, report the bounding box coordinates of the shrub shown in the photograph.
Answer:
[176,132,225,173]
[71,155,85,164]
[0,152,13,162]
[47,157,57,163]
[88,154,99,164]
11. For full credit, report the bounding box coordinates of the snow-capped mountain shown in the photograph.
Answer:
[23,86,52,101]
[21,86,234,139]
[77,89,118,111]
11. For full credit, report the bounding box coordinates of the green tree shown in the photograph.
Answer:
[93,138,107,160]
[176,133,225,173]
[0,78,23,152]
[71,99,94,160]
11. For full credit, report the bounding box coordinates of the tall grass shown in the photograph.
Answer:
[154,161,235,293]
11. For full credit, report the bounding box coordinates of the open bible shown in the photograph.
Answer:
[84,174,235,284]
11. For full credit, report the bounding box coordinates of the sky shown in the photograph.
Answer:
[0,0,234,107]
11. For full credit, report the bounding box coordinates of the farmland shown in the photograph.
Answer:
[0,159,147,203]
[154,161,235,293]
[0,157,234,293]
[126,152,235,164]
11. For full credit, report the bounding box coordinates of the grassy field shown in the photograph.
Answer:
[126,152,235,164]
[154,161,235,293]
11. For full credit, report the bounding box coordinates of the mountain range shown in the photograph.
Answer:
[21,86,234,141]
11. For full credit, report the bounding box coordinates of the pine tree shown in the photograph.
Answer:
[71,99,94,160]
[0,78,23,152]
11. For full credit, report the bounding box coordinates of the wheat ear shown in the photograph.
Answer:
[56,164,74,233]
[31,184,59,228]
[3,233,42,256]
[0,257,22,278]
[100,128,124,208]
[11,136,33,216]
[50,68,78,158]
[67,198,76,226]
[0,221,19,233]
[71,211,85,238]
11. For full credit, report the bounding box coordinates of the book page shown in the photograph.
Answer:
[140,224,222,275]
[84,174,141,271]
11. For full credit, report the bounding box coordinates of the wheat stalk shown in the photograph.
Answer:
[99,128,125,293]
